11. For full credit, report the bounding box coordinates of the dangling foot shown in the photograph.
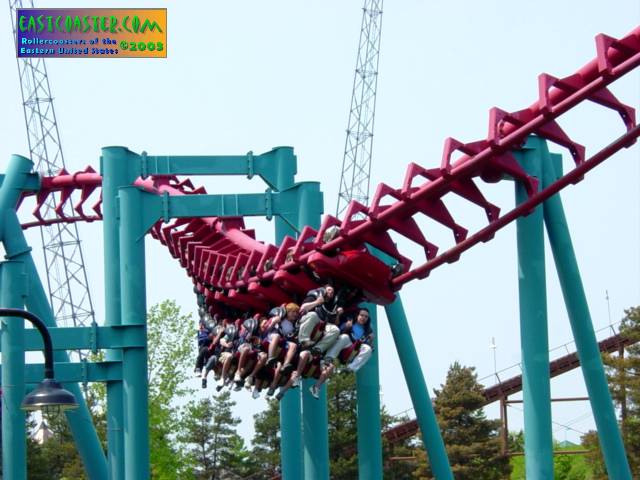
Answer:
[216,377,225,392]
[252,388,261,400]
[201,378,207,389]
[266,386,276,397]
[266,356,278,368]
[244,375,254,389]
[320,357,334,369]
[194,367,202,377]
[280,363,294,376]
[309,384,320,399]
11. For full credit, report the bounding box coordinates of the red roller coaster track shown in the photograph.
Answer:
[14,26,640,314]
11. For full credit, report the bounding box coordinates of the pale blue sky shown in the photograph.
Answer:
[1,1,639,445]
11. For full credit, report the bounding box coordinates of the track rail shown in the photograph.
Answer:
[383,331,638,445]
[14,26,640,311]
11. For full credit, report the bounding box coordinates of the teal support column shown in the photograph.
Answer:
[118,186,150,480]
[276,215,304,479]
[514,139,553,479]
[1,154,107,479]
[1,261,27,480]
[356,303,383,479]
[295,182,329,480]
[384,295,452,479]
[542,153,631,479]
[301,381,329,480]
[272,147,305,480]
[102,146,140,480]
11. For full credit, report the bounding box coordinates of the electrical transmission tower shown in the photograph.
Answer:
[337,0,383,215]
[9,1,96,336]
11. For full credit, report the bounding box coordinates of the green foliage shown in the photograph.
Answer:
[327,372,358,479]
[146,300,195,479]
[585,306,640,477]
[25,300,195,478]
[251,370,416,479]
[251,399,281,475]
[147,299,195,403]
[509,440,593,480]
[179,392,251,479]
[414,362,511,480]
[25,389,106,479]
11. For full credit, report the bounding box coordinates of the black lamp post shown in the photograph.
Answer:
[0,308,78,414]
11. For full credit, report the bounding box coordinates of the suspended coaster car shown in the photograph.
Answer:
[273,269,318,296]
[215,289,269,312]
[306,249,396,304]
[247,281,291,306]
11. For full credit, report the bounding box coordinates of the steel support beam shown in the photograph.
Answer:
[275,200,305,480]
[514,139,553,478]
[356,303,383,479]
[542,148,631,479]
[0,361,123,384]
[118,187,150,479]
[1,261,27,480]
[3,324,146,352]
[384,295,453,480]
[294,182,330,480]
[139,146,297,190]
[101,146,139,480]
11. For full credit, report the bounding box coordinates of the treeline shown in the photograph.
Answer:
[16,302,640,479]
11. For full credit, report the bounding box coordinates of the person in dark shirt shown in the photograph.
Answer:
[308,308,374,399]
[193,319,213,376]
[298,285,342,354]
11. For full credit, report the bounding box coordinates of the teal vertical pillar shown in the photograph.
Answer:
[296,182,329,480]
[272,147,305,480]
[118,187,150,479]
[356,303,383,479]
[542,152,631,479]
[102,147,139,480]
[1,261,27,480]
[514,139,553,479]
[275,219,304,479]
[384,295,453,480]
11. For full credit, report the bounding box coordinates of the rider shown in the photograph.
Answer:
[308,307,374,399]
[216,319,242,391]
[328,307,374,372]
[194,317,213,376]
[232,316,261,389]
[265,303,300,372]
[298,284,342,354]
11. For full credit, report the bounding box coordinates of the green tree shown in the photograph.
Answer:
[179,392,250,480]
[582,307,640,479]
[251,372,415,479]
[604,306,640,474]
[414,362,511,479]
[146,300,195,479]
[24,388,106,479]
[251,399,281,476]
[24,300,195,478]
[581,430,607,480]
[327,372,358,479]
[582,306,640,478]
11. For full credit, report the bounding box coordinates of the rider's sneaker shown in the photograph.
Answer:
[309,384,320,399]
